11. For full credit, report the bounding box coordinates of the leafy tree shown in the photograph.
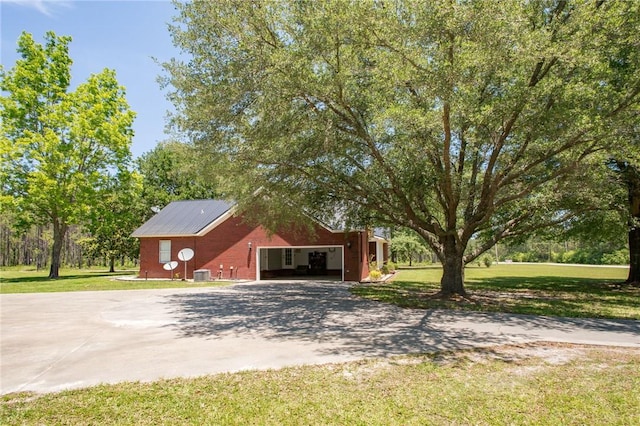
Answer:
[137,140,218,217]
[614,159,640,283]
[81,171,142,272]
[0,31,135,278]
[556,111,639,281]
[390,232,428,267]
[609,110,640,283]
[165,0,640,295]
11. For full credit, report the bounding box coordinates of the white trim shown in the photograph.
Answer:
[195,205,238,236]
[282,248,294,269]
[376,240,384,269]
[159,240,171,263]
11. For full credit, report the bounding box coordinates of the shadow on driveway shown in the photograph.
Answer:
[162,281,640,358]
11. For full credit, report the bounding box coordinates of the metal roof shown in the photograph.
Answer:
[132,198,389,242]
[131,199,235,237]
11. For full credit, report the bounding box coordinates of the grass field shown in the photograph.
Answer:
[0,267,231,294]
[2,264,639,424]
[353,263,639,319]
[2,343,639,425]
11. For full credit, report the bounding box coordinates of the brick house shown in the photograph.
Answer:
[132,199,388,281]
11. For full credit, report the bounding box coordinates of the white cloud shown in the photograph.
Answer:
[1,0,73,17]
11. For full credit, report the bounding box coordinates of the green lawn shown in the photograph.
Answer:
[2,344,638,425]
[353,263,639,320]
[2,265,639,424]
[0,267,231,294]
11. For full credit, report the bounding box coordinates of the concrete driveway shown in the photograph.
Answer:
[2,280,639,394]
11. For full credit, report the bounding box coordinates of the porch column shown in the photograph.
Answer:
[376,240,384,269]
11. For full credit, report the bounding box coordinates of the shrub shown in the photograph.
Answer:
[482,255,493,268]
[511,252,528,262]
[380,264,390,275]
[602,249,628,265]
[387,261,397,272]
[369,270,382,281]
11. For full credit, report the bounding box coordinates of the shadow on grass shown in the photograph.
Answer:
[352,276,640,320]
[469,275,626,293]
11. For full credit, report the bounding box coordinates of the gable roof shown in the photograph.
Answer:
[132,198,389,242]
[131,199,235,237]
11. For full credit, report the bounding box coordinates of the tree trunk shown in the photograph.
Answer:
[627,170,640,284]
[627,226,640,284]
[49,219,68,279]
[109,256,116,273]
[439,236,467,296]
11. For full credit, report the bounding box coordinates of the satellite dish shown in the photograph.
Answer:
[178,248,194,261]
[163,261,178,271]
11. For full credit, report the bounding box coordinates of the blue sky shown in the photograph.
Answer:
[1,0,181,158]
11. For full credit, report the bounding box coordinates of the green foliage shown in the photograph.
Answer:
[1,31,136,278]
[602,249,629,265]
[504,235,628,266]
[386,261,396,272]
[165,1,640,294]
[472,254,493,267]
[390,231,428,266]
[80,172,143,271]
[137,140,219,214]
[368,269,382,281]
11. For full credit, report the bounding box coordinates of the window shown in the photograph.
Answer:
[283,248,293,267]
[159,240,171,263]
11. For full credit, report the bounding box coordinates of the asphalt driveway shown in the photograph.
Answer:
[2,280,639,394]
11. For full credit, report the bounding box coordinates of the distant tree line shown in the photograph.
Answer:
[0,139,218,271]
[391,230,628,268]
[0,222,130,269]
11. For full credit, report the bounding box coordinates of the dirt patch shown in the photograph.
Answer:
[343,342,640,378]
[339,342,640,381]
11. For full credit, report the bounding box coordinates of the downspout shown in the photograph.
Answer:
[360,231,364,281]
[193,236,197,280]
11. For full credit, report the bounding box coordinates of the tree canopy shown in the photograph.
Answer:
[166,0,640,295]
[137,140,219,214]
[1,31,136,278]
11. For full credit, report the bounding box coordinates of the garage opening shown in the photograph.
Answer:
[257,246,343,281]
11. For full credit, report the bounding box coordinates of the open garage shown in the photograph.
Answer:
[257,246,344,280]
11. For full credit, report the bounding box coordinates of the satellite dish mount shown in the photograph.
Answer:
[162,261,179,280]
[177,248,195,281]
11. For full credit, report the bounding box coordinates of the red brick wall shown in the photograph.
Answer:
[137,214,368,281]
[138,236,197,280]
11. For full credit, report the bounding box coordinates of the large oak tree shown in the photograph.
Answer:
[1,32,136,278]
[165,0,640,295]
